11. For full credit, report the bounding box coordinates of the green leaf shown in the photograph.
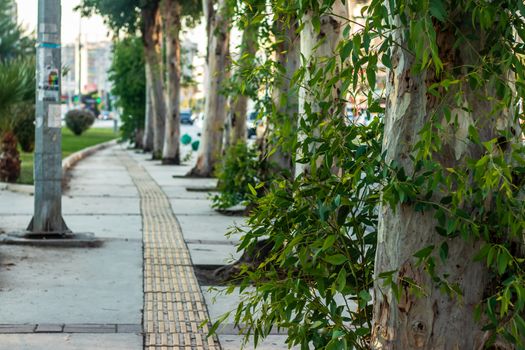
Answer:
[340,41,352,61]
[248,183,257,196]
[468,125,480,144]
[312,16,321,34]
[336,268,347,292]
[429,0,447,22]
[322,235,337,250]
[439,241,448,262]
[413,245,435,259]
[497,249,510,275]
[325,254,347,265]
[359,290,372,303]
[381,52,392,69]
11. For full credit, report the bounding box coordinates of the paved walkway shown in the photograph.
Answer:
[0,144,289,349]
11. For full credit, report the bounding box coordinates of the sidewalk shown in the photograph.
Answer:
[0,144,289,349]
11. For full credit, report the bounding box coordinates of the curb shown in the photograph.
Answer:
[1,139,118,195]
[62,139,118,175]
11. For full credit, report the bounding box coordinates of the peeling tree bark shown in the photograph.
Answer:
[187,0,230,177]
[296,0,348,177]
[161,0,182,165]
[371,11,516,350]
[260,18,300,177]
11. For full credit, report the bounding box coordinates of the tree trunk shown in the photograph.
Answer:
[371,11,515,349]
[261,18,300,177]
[142,63,154,152]
[230,20,258,145]
[161,0,181,165]
[134,128,144,149]
[0,131,21,183]
[142,2,165,160]
[295,1,347,177]
[187,0,230,177]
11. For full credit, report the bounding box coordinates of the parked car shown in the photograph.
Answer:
[180,110,193,125]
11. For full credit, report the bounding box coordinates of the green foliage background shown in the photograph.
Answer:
[109,37,146,142]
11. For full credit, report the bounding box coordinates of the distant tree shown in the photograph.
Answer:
[187,0,230,176]
[0,0,33,62]
[109,36,146,145]
[78,0,163,154]
[78,0,201,161]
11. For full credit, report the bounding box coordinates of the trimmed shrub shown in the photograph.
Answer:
[65,109,95,136]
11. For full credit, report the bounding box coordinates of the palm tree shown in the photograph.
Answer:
[0,59,35,182]
[0,1,35,182]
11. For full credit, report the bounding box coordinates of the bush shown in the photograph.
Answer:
[65,109,95,136]
[212,141,259,209]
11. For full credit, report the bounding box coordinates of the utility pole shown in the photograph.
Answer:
[27,0,70,235]
[77,17,82,102]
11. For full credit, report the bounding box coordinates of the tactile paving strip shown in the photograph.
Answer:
[120,151,221,350]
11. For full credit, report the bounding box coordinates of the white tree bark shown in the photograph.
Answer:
[371,12,516,349]
[188,0,230,177]
[261,18,300,177]
[142,62,154,152]
[230,14,259,145]
[295,0,348,177]
[161,0,182,164]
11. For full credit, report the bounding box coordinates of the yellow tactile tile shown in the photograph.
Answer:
[120,152,221,349]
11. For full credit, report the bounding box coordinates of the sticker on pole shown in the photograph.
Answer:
[48,104,62,128]
[37,65,60,102]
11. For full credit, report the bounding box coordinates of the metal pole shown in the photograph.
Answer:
[77,17,82,102]
[28,0,70,235]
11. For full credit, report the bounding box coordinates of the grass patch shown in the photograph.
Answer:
[18,127,118,185]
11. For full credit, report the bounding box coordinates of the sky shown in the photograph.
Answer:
[15,0,111,44]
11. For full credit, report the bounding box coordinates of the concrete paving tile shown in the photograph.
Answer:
[177,215,245,242]
[159,186,210,199]
[63,324,116,333]
[0,190,33,215]
[0,333,142,350]
[0,214,141,240]
[66,184,139,197]
[116,324,142,333]
[35,324,64,333]
[64,215,142,240]
[62,196,139,215]
[0,240,142,324]
[0,214,32,233]
[188,243,241,265]
[169,198,217,216]
[202,286,251,324]
[0,325,35,333]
